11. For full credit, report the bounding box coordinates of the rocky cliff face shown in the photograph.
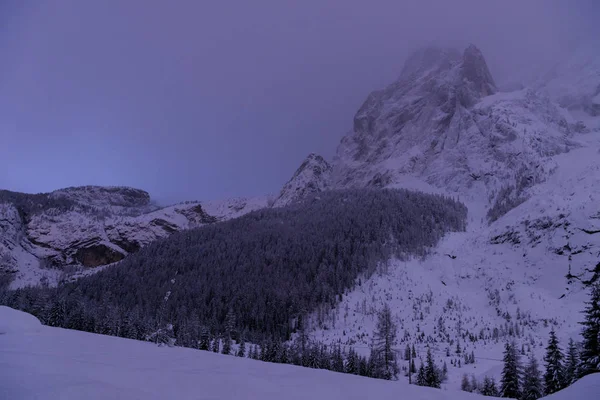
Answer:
[273,153,332,207]
[331,45,577,211]
[0,186,266,288]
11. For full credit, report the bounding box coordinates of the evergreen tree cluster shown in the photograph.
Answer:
[1,189,466,347]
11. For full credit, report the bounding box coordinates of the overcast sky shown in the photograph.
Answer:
[0,0,598,204]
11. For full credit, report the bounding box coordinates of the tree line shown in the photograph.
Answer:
[462,282,600,398]
[1,189,467,345]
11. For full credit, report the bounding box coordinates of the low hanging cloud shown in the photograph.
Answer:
[0,0,597,203]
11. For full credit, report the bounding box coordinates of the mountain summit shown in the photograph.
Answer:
[332,45,576,212]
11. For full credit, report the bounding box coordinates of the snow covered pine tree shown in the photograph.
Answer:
[579,282,600,377]
[543,330,565,395]
[522,353,543,400]
[369,303,399,380]
[500,341,522,398]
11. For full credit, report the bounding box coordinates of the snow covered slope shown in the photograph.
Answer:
[0,187,267,289]
[2,306,596,400]
[274,44,600,392]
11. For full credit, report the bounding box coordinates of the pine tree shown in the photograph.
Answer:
[500,341,521,398]
[461,374,471,392]
[405,344,411,361]
[250,345,258,360]
[345,348,358,374]
[543,330,565,395]
[481,376,499,397]
[211,336,220,353]
[279,343,289,364]
[410,358,417,374]
[424,347,441,388]
[198,326,210,350]
[564,338,579,386]
[329,345,344,372]
[221,335,232,355]
[416,362,426,386]
[370,303,399,380]
[579,282,600,377]
[522,353,543,400]
[470,375,479,393]
[412,344,417,358]
[456,340,462,355]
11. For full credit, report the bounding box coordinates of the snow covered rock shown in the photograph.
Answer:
[0,306,42,335]
[273,153,332,207]
[331,45,575,215]
[0,186,266,288]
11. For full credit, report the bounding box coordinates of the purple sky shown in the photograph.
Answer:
[0,0,597,204]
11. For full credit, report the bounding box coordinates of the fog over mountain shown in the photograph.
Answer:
[1,0,598,204]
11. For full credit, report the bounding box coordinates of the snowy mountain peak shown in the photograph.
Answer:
[332,44,577,213]
[273,153,332,207]
[461,44,497,99]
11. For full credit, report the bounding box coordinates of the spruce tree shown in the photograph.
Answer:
[579,282,600,377]
[461,374,471,392]
[221,335,232,355]
[522,353,543,400]
[198,326,210,350]
[564,338,579,386]
[211,337,220,353]
[405,344,411,361]
[543,330,565,395]
[481,376,499,397]
[424,347,441,388]
[500,341,521,398]
[370,303,399,380]
[331,345,344,372]
[416,362,426,386]
[345,348,358,374]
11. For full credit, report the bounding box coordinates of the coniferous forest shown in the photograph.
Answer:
[1,189,466,347]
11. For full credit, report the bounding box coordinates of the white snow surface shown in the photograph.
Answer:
[1,306,597,400]
[306,127,600,391]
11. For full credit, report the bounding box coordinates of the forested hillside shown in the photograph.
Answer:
[2,189,466,346]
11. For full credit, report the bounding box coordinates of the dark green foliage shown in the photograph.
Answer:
[500,341,521,398]
[416,363,426,386]
[211,337,220,353]
[424,347,441,388]
[579,282,600,377]
[481,376,499,397]
[345,348,359,375]
[0,190,77,221]
[564,338,579,385]
[198,326,210,350]
[221,335,232,355]
[522,354,543,400]
[3,189,466,347]
[543,330,565,395]
[461,374,471,392]
[369,303,399,380]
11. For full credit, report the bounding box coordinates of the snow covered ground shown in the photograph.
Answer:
[308,127,600,391]
[1,306,597,400]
